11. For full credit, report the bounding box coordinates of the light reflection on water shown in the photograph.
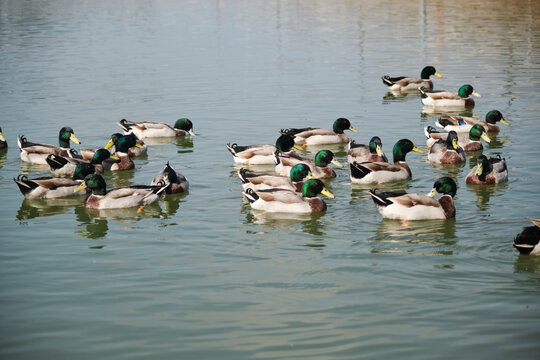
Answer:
[1,0,540,359]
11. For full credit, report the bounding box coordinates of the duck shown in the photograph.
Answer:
[17,127,82,165]
[280,118,358,146]
[242,178,335,213]
[226,134,303,165]
[381,66,442,91]
[427,131,466,164]
[369,177,457,220]
[79,133,147,160]
[425,124,490,152]
[74,173,170,209]
[109,135,139,171]
[420,84,480,108]
[151,162,189,194]
[465,155,508,184]
[435,110,509,133]
[349,139,424,184]
[274,149,342,179]
[514,218,540,255]
[105,133,147,157]
[347,137,388,164]
[0,127,7,149]
[238,163,313,193]
[117,118,194,138]
[13,163,96,199]
[46,149,118,176]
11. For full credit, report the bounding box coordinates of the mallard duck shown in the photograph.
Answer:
[242,178,335,213]
[514,218,540,255]
[79,133,147,160]
[347,137,388,164]
[238,163,313,192]
[17,127,82,165]
[369,177,457,220]
[275,149,342,179]
[74,174,170,209]
[46,149,117,176]
[280,118,358,146]
[151,162,189,194]
[13,163,96,199]
[425,124,490,152]
[0,127,7,149]
[117,118,194,138]
[436,110,509,133]
[381,66,442,91]
[465,155,508,184]
[226,134,303,165]
[427,131,466,164]
[349,139,424,184]
[420,84,480,108]
[109,135,139,170]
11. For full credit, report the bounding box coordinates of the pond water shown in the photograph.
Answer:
[1,0,539,358]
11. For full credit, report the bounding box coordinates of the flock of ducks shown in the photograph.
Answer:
[225,66,536,254]
[10,119,193,212]
[1,66,537,254]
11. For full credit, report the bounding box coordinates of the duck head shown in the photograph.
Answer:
[427,177,457,198]
[314,150,342,167]
[333,118,358,134]
[75,174,107,195]
[392,139,424,162]
[58,127,81,148]
[302,179,334,199]
[458,84,481,98]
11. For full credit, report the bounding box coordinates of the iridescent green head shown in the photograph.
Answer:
[332,118,358,134]
[72,163,96,180]
[474,155,492,181]
[457,84,480,98]
[485,110,509,125]
[115,135,136,153]
[428,177,457,198]
[392,139,424,162]
[275,134,300,152]
[91,148,113,164]
[469,124,490,143]
[314,150,342,167]
[420,66,441,79]
[301,179,334,199]
[445,131,461,150]
[76,174,107,196]
[174,118,193,132]
[58,127,81,148]
[289,163,312,182]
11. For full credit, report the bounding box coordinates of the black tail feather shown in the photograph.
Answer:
[349,162,370,179]
[46,154,68,170]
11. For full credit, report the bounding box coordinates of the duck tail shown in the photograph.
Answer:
[436,117,453,128]
[46,154,68,170]
[349,161,370,179]
[13,175,38,196]
[237,168,250,184]
[242,188,259,203]
[424,126,440,138]
[513,225,540,255]
[273,150,282,166]
[368,189,393,207]
[17,135,28,150]
[225,143,238,155]
[419,87,428,98]
[381,75,394,86]
[117,119,132,132]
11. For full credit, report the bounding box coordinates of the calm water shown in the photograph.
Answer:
[1,0,540,358]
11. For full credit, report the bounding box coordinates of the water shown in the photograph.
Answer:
[1,0,539,358]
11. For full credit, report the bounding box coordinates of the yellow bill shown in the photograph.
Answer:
[321,188,335,199]
[427,188,438,197]
[412,146,425,154]
[481,132,491,143]
[472,90,481,98]
[104,139,115,150]
[434,72,442,78]
[501,118,510,126]
[70,133,81,144]
[331,159,343,168]
[349,126,359,133]
[74,182,87,192]
[293,144,304,151]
